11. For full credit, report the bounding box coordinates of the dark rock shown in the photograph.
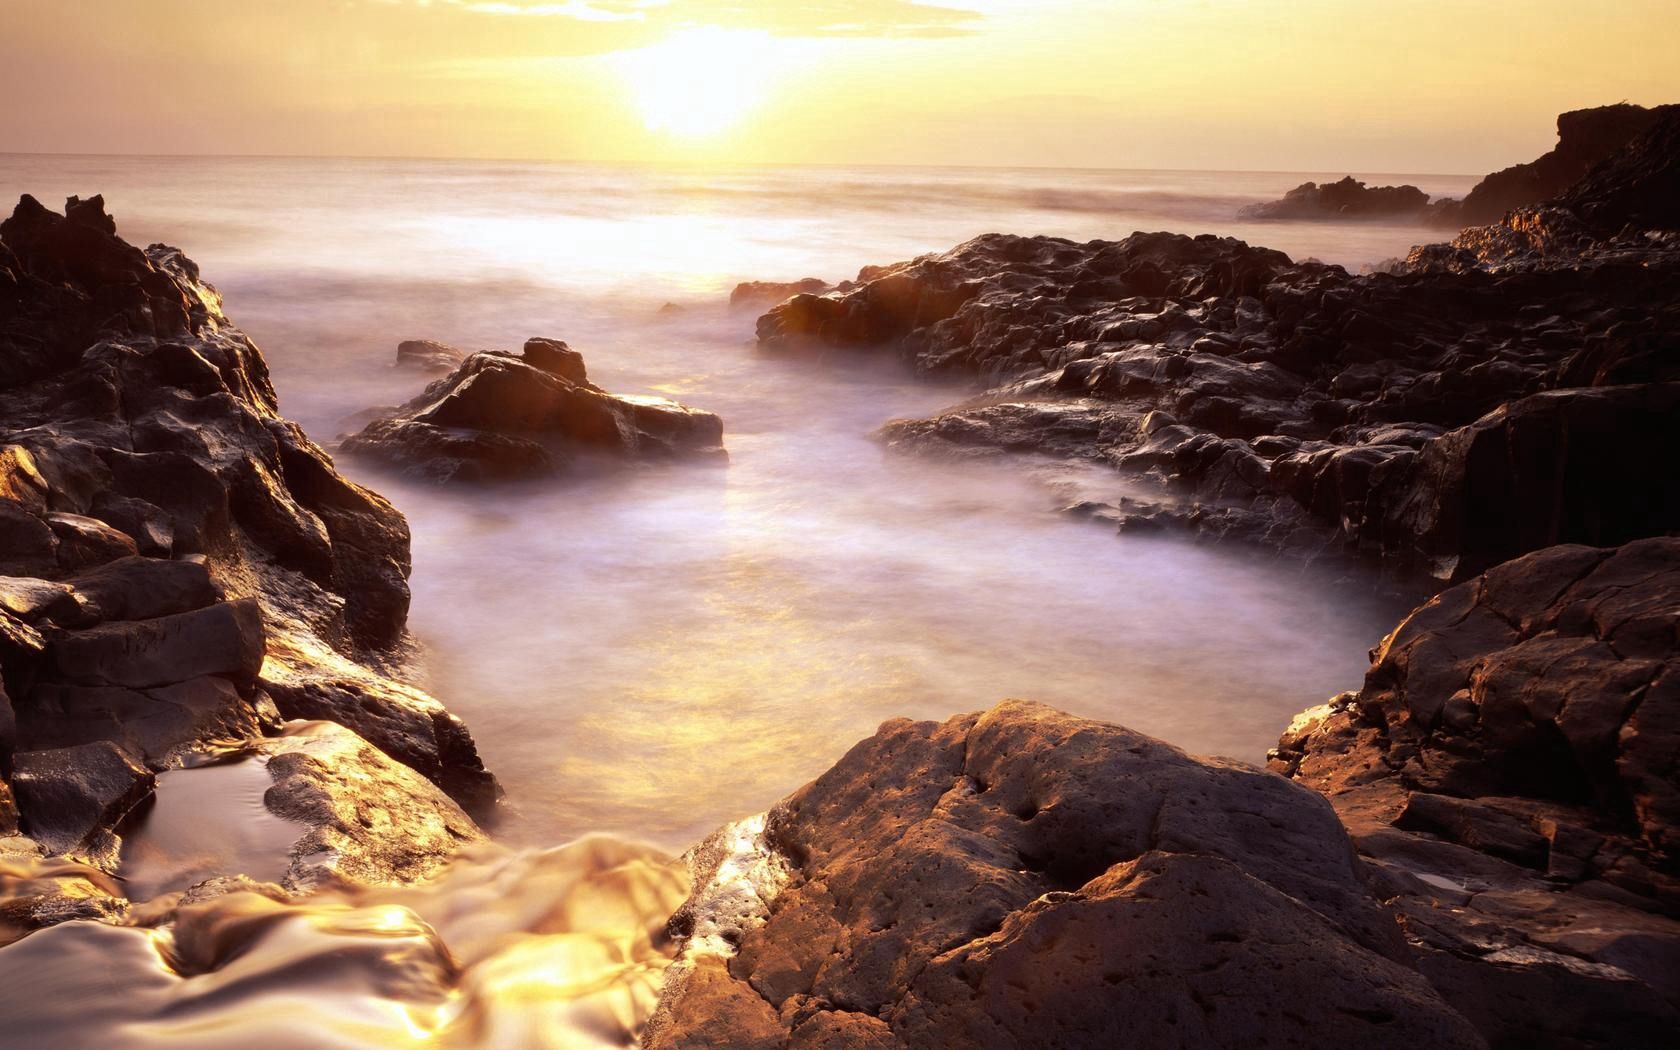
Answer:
[395,339,467,373]
[63,555,217,622]
[341,341,725,483]
[16,677,269,769]
[44,513,136,570]
[0,195,499,876]
[10,742,153,867]
[652,701,1483,1049]
[0,577,81,626]
[261,675,499,819]
[520,336,587,385]
[1429,104,1677,227]
[48,598,266,690]
[751,108,1680,581]
[1380,384,1680,578]
[1273,538,1680,1047]
[1241,176,1431,221]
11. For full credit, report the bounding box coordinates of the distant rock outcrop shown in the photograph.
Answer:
[1240,176,1431,220]
[1233,105,1675,231]
[1429,103,1676,227]
[341,337,726,483]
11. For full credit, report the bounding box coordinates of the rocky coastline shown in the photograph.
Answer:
[1240,103,1677,228]
[1,100,1676,1048]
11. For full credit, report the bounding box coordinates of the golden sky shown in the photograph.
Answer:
[4,0,1678,172]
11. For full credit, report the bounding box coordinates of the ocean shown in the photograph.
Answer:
[0,155,1475,850]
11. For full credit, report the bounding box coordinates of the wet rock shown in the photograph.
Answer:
[10,742,153,868]
[0,195,498,876]
[1241,176,1431,221]
[261,673,499,820]
[1274,538,1680,1047]
[342,339,725,483]
[652,701,1482,1049]
[0,844,128,942]
[258,721,484,889]
[395,338,467,373]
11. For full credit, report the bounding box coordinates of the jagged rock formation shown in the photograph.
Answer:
[0,195,496,929]
[1272,537,1680,1047]
[1235,106,1673,231]
[341,337,727,483]
[1241,176,1431,220]
[1429,103,1676,228]
[752,107,1680,581]
[649,701,1487,1049]
[1409,107,1680,273]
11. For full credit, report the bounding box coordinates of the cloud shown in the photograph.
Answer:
[432,0,982,37]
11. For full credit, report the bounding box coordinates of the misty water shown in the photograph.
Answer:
[3,156,1477,850]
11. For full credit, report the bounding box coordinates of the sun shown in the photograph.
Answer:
[617,28,777,139]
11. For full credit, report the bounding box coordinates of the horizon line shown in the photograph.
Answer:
[0,149,1479,181]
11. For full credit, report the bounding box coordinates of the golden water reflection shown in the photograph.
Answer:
[0,838,688,1049]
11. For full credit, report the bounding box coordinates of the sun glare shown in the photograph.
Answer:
[617,28,777,139]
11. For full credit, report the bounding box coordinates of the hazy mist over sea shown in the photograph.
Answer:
[1,156,1472,849]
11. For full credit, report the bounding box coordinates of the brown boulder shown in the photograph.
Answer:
[651,702,1482,1049]
[342,341,725,483]
[1274,538,1680,1047]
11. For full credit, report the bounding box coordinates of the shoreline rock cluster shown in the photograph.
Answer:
[0,194,496,933]
[753,106,1680,585]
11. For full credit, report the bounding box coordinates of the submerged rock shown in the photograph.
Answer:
[1240,176,1431,220]
[730,278,836,309]
[1273,538,1680,1047]
[650,701,1484,1049]
[395,338,467,373]
[342,337,726,483]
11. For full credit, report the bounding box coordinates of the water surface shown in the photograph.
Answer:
[0,156,1456,848]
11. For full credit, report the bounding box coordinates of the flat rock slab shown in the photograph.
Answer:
[258,721,485,889]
